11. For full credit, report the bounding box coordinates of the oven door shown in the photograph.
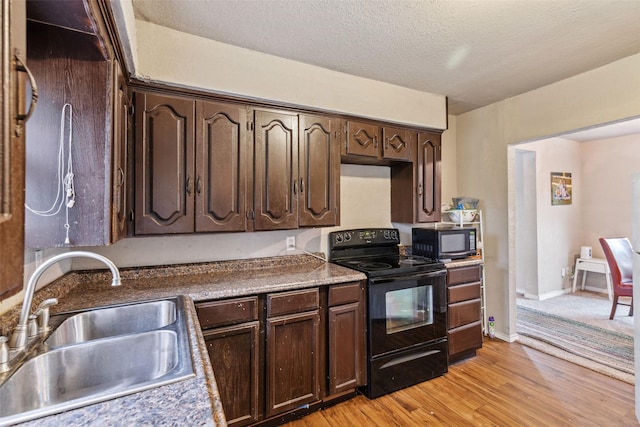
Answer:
[368,269,447,357]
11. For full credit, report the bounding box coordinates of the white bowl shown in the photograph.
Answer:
[447,209,477,223]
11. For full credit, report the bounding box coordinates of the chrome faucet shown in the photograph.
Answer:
[8,251,121,350]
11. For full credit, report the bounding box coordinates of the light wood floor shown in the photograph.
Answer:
[283,339,637,426]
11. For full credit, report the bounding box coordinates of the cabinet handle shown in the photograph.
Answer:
[418,183,423,196]
[185,176,193,195]
[293,180,297,195]
[117,167,125,188]
[300,178,305,194]
[14,49,39,137]
[196,176,202,194]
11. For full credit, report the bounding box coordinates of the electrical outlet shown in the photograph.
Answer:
[286,236,296,251]
[35,249,44,268]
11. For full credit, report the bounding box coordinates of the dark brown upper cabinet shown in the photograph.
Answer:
[298,115,341,227]
[111,63,131,242]
[253,110,341,231]
[134,92,195,234]
[0,0,27,299]
[382,126,415,162]
[253,109,299,231]
[24,0,126,248]
[196,101,249,232]
[415,131,441,222]
[134,92,250,235]
[133,97,341,235]
[343,121,415,165]
[391,131,441,223]
[344,121,379,159]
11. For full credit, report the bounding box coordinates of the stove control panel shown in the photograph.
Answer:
[330,228,400,248]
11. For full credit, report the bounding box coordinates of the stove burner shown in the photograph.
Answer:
[358,261,393,270]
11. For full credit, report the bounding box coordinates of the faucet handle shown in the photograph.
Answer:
[0,336,8,365]
[28,314,38,338]
[34,298,58,334]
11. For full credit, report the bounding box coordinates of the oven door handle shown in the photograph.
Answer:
[369,269,447,284]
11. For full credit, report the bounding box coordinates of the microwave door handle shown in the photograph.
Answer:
[444,250,474,258]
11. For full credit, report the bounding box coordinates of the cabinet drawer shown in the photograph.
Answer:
[267,288,319,317]
[196,296,259,329]
[447,264,482,285]
[448,320,483,356]
[448,281,481,304]
[448,298,482,329]
[329,281,362,306]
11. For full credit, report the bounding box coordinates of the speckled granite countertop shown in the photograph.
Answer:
[1,254,366,426]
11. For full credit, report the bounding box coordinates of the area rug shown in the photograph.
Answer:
[517,305,635,384]
[517,291,633,335]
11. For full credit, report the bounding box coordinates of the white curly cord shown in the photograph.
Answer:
[25,103,75,244]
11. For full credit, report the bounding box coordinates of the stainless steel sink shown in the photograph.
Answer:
[0,297,194,426]
[46,299,176,347]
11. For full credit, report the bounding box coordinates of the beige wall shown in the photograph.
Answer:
[457,52,640,341]
[72,164,394,268]
[583,133,640,251]
[441,115,458,206]
[134,21,447,130]
[515,137,583,298]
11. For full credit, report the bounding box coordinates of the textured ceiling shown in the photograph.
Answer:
[130,0,640,116]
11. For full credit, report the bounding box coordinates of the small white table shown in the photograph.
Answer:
[572,257,612,300]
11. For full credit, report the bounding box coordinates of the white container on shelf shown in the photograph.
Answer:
[446,209,477,224]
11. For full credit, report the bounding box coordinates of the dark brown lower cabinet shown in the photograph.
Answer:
[447,264,483,362]
[266,310,320,417]
[197,297,261,427]
[196,281,365,426]
[327,282,366,395]
[202,322,260,426]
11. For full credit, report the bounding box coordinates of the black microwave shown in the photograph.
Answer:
[412,227,477,261]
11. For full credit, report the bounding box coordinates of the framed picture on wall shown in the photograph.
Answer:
[551,172,572,205]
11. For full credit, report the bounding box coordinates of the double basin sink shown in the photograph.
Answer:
[0,297,195,425]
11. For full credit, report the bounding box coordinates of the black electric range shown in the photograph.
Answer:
[328,228,445,277]
[328,228,448,399]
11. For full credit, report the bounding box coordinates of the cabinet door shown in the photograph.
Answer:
[0,0,26,298]
[416,131,441,222]
[382,126,414,162]
[298,115,340,227]
[345,121,379,158]
[134,92,194,234]
[110,62,129,242]
[202,322,261,427]
[328,302,365,395]
[327,282,366,396]
[266,310,320,417]
[254,110,298,231]
[195,101,248,232]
